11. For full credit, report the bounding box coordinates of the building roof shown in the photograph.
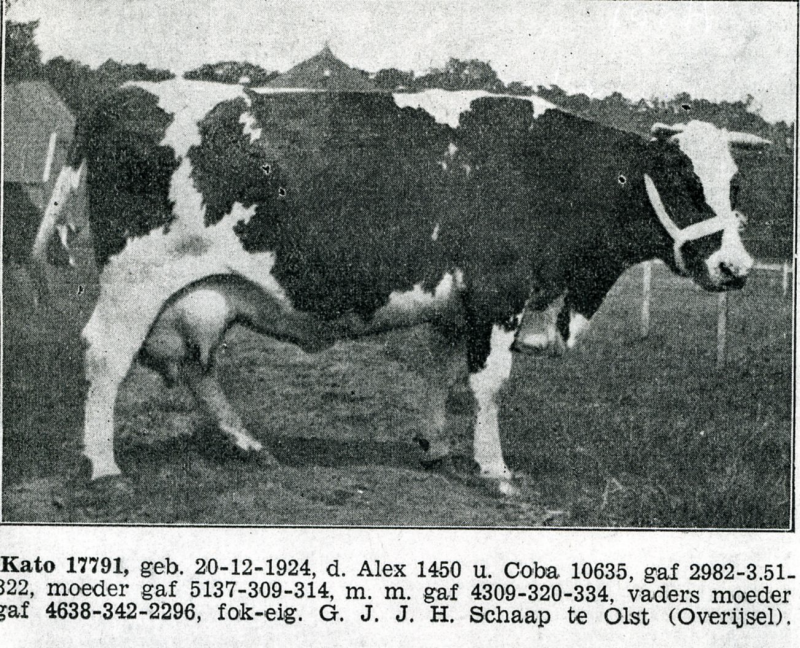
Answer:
[266,46,378,92]
[4,81,76,184]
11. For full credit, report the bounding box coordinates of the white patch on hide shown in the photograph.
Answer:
[370,272,461,330]
[127,80,250,158]
[386,273,456,310]
[469,323,518,480]
[97,177,289,315]
[392,90,491,128]
[566,312,591,349]
[672,121,739,218]
[392,90,557,129]
[431,224,440,241]
[239,112,262,143]
[521,94,559,118]
[704,229,754,284]
[670,122,754,283]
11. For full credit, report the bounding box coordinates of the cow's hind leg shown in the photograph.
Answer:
[142,287,275,464]
[82,299,163,480]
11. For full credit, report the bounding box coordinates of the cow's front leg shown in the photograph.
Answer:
[416,327,470,465]
[466,319,519,495]
[383,325,468,465]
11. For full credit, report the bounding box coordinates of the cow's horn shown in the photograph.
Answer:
[727,131,772,148]
[650,122,685,139]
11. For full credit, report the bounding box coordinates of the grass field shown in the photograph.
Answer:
[2,252,793,527]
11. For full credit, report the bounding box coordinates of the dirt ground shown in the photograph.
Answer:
[2,255,792,528]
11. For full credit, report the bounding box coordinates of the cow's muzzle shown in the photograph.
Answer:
[702,240,753,291]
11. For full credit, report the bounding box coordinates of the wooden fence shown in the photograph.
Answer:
[639,260,793,368]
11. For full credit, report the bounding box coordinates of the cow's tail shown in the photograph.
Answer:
[30,159,87,302]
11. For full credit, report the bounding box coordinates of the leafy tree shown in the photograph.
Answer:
[5,20,43,80]
[373,67,415,90]
[97,59,174,84]
[184,61,277,85]
[505,81,533,96]
[374,59,532,94]
[416,58,504,92]
[41,56,103,117]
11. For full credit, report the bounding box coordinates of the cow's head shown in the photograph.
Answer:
[643,121,769,291]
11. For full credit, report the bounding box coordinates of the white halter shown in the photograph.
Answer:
[643,174,741,274]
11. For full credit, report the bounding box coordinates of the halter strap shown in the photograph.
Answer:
[643,174,736,274]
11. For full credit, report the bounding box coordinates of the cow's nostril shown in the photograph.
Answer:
[719,262,735,278]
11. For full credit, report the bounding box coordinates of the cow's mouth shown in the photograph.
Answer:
[712,274,747,292]
[694,267,748,292]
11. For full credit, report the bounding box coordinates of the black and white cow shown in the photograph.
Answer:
[36,81,768,493]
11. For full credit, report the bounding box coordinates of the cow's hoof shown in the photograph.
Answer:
[512,338,564,357]
[86,475,135,498]
[479,467,522,497]
[195,426,279,467]
[414,436,452,469]
[70,458,133,496]
[231,440,279,468]
[420,453,453,470]
[478,476,521,497]
[80,455,123,482]
[233,436,263,453]
[496,479,521,497]
[253,449,280,468]
[229,441,279,468]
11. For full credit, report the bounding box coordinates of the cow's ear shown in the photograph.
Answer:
[650,122,685,141]
[728,131,772,149]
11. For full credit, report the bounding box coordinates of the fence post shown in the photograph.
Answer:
[782,261,790,297]
[716,291,728,369]
[641,261,652,338]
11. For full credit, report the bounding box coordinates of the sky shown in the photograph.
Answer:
[7,0,798,123]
